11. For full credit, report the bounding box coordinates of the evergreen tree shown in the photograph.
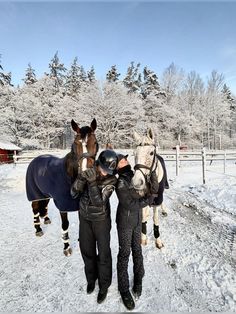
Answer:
[123,62,142,93]
[222,83,234,106]
[65,57,81,96]
[48,51,66,90]
[141,66,164,99]
[106,65,120,82]
[87,66,96,83]
[23,63,37,85]
[79,66,88,83]
[0,55,13,87]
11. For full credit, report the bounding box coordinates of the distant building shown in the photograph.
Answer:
[0,140,22,163]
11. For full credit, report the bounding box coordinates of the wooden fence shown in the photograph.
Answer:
[2,146,236,184]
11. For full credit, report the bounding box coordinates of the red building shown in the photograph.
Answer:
[0,140,22,163]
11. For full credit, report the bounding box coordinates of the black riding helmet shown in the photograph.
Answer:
[97,149,118,175]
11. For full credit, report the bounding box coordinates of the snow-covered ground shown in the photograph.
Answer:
[0,150,236,312]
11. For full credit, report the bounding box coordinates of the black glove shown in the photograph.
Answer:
[81,168,97,184]
[70,176,86,199]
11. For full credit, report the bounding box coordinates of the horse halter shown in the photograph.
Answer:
[134,144,158,189]
[72,133,98,171]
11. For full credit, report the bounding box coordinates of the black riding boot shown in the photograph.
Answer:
[120,290,135,310]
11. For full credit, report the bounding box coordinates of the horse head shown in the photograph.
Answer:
[67,118,98,178]
[132,128,158,194]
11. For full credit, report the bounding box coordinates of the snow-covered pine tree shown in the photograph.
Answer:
[123,62,142,93]
[138,66,170,146]
[79,66,88,83]
[106,65,120,82]
[48,51,66,91]
[141,66,164,99]
[0,55,13,87]
[23,63,37,85]
[87,66,96,83]
[65,57,81,97]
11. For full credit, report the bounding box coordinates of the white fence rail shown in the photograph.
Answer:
[2,147,236,184]
[160,146,236,183]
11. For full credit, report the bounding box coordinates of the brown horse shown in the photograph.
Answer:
[26,118,98,256]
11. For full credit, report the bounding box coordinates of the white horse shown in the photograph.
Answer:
[132,128,169,249]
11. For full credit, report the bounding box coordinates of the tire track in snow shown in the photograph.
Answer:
[157,188,236,311]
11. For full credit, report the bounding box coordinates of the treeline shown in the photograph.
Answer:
[0,52,235,149]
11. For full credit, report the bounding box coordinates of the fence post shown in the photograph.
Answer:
[13,150,17,167]
[176,145,180,176]
[224,151,226,174]
[202,147,206,184]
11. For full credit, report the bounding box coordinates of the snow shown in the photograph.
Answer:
[0,140,21,151]
[0,150,236,312]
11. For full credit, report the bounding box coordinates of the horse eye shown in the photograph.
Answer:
[150,151,154,156]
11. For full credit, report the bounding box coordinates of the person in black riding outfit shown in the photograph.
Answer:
[115,154,154,311]
[71,150,118,304]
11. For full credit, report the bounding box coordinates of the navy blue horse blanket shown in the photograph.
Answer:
[26,155,80,212]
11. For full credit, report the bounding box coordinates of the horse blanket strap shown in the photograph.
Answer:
[26,155,80,212]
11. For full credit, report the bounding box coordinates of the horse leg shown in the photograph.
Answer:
[39,199,51,224]
[32,201,44,237]
[141,206,150,245]
[161,202,168,217]
[60,212,72,257]
[153,206,164,249]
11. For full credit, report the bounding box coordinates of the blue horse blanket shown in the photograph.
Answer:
[26,155,80,212]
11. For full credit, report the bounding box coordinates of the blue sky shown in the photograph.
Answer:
[1,1,236,94]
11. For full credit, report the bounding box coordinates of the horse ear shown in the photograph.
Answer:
[133,130,142,145]
[71,119,80,133]
[90,118,97,131]
[147,128,154,141]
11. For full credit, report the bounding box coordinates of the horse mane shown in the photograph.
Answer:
[65,151,78,180]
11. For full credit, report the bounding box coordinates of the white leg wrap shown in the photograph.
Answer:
[62,238,70,243]
[141,232,148,245]
[155,237,164,249]
[61,229,69,234]
[34,213,40,217]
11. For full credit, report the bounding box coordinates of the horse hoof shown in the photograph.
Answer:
[64,247,72,257]
[44,217,51,224]
[141,239,148,246]
[162,212,168,217]
[35,230,44,237]
[155,241,164,249]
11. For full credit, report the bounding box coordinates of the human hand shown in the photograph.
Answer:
[81,168,97,183]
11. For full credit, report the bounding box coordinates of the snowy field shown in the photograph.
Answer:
[0,149,236,312]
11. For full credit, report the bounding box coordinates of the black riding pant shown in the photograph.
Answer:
[79,215,112,292]
[117,223,144,293]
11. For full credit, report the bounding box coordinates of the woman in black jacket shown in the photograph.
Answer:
[115,154,153,311]
[71,150,118,304]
